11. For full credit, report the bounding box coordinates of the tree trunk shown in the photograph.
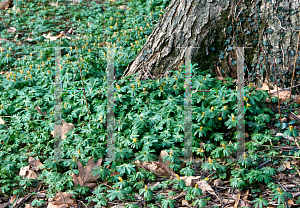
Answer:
[122,0,300,90]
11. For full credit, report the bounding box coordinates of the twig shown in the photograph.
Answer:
[287,29,300,105]
[221,188,237,208]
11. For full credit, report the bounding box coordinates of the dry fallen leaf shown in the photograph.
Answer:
[71,157,102,189]
[47,202,68,208]
[196,180,222,203]
[10,195,21,207]
[7,27,16,33]
[178,176,201,187]
[28,156,44,170]
[50,120,75,139]
[141,161,176,178]
[35,106,47,115]
[53,192,77,207]
[158,150,173,167]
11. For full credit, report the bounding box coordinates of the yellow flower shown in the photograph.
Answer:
[208,157,212,164]
[246,103,251,107]
[169,150,172,157]
[116,84,120,90]
[88,49,91,53]
[232,115,235,121]
[137,82,140,87]
[289,125,293,130]
[159,14,161,17]
[174,75,178,80]
[28,74,32,79]
[0,105,3,109]
[143,88,146,93]
[30,65,32,69]
[202,112,205,116]
[173,84,177,90]
[110,26,113,29]
[135,40,139,45]
[147,22,150,27]
[133,138,137,143]
[70,47,72,51]
[0,48,2,53]
[197,148,204,153]
[24,75,27,80]
[27,70,30,75]
[64,103,67,108]
[30,53,32,57]
[176,174,180,180]
[145,185,148,191]
[218,117,222,121]
[211,106,214,111]
[200,126,203,130]
[222,97,225,102]
[9,48,11,51]
[10,71,13,76]
[204,177,209,181]
[131,84,135,90]
[195,183,198,188]
[7,54,9,58]
[249,83,253,88]
[224,106,227,110]
[110,17,113,21]
[118,176,123,182]
[78,149,81,154]
[159,86,163,91]
[222,143,226,148]
[243,152,246,159]
[277,187,282,194]
[47,70,51,74]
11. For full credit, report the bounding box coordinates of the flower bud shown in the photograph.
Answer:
[133,138,137,143]
[118,176,123,182]
[218,117,222,121]
[208,157,212,164]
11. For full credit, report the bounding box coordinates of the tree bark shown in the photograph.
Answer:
[122,0,300,90]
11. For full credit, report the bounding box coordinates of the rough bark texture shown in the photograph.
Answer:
[122,0,300,90]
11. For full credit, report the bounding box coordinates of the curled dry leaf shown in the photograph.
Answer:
[71,157,102,189]
[19,165,38,179]
[132,160,176,179]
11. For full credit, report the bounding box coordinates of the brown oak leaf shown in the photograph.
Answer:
[71,157,102,189]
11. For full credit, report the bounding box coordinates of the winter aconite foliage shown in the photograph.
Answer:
[0,0,300,207]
